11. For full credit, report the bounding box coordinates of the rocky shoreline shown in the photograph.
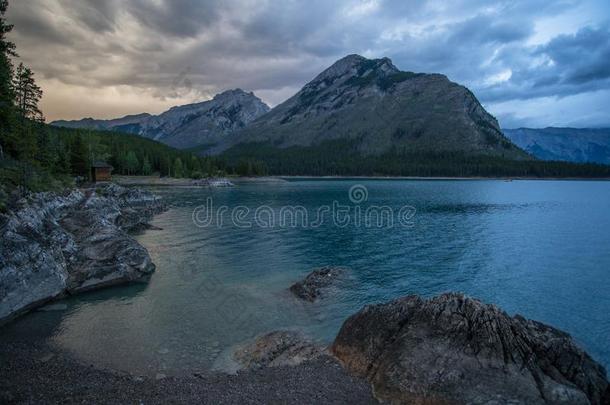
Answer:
[0,183,166,325]
[0,338,375,405]
[1,196,609,403]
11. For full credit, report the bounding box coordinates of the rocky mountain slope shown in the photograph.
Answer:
[0,184,165,324]
[504,127,610,165]
[217,54,528,159]
[52,89,270,149]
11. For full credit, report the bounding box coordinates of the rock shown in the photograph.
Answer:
[234,331,325,370]
[39,354,55,363]
[332,293,609,405]
[289,266,346,302]
[155,373,167,381]
[0,184,166,324]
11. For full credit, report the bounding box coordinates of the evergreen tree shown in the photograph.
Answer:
[70,133,88,177]
[0,0,17,158]
[13,62,43,122]
[141,155,152,175]
[125,150,139,175]
[173,157,184,178]
[56,140,71,174]
[11,63,43,161]
[36,124,54,168]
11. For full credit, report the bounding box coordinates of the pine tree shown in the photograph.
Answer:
[141,155,152,175]
[56,140,71,175]
[0,0,17,158]
[36,124,54,168]
[13,63,43,122]
[125,151,139,175]
[11,63,44,161]
[173,157,184,178]
[70,133,88,177]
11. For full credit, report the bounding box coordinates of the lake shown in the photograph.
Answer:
[2,179,609,376]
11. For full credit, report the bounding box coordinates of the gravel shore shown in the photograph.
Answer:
[0,337,375,404]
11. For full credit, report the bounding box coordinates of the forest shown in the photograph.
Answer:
[221,140,610,178]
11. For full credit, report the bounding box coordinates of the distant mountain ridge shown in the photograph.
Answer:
[52,113,152,131]
[51,89,270,149]
[504,128,610,165]
[215,54,529,160]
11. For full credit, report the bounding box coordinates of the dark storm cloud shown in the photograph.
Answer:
[5,0,610,126]
[542,26,610,85]
[479,25,610,102]
[126,0,225,37]
[67,0,119,33]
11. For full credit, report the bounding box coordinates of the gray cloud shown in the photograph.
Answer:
[5,0,610,127]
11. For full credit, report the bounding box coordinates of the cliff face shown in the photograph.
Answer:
[0,184,165,324]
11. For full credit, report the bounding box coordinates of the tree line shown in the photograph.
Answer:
[221,140,610,178]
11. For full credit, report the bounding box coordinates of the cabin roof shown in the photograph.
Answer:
[91,161,113,169]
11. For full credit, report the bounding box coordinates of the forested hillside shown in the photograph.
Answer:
[221,140,610,177]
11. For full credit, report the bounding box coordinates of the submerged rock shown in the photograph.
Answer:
[289,266,346,302]
[332,293,609,405]
[234,331,325,370]
[0,183,165,324]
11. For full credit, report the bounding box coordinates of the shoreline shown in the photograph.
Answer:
[114,175,610,187]
[0,336,374,404]
[278,175,610,181]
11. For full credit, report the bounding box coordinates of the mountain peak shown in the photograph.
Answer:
[220,54,528,161]
[315,54,399,83]
[53,89,270,149]
[213,88,251,99]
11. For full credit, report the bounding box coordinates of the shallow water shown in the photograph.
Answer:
[2,179,610,376]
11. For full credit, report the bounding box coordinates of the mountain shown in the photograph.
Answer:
[52,113,152,131]
[51,89,270,149]
[214,54,528,161]
[503,128,610,165]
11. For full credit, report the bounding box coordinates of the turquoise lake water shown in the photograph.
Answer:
[3,179,610,376]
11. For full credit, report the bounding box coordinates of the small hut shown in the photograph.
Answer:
[91,161,113,182]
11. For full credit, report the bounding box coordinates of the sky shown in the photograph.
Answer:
[6,0,610,128]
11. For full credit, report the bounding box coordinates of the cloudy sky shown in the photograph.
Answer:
[6,0,610,127]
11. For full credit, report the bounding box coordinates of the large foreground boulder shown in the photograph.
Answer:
[332,293,609,404]
[0,184,165,324]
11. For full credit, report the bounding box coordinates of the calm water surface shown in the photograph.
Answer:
[2,180,610,376]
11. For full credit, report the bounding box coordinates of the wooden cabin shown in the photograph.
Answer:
[91,161,113,182]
